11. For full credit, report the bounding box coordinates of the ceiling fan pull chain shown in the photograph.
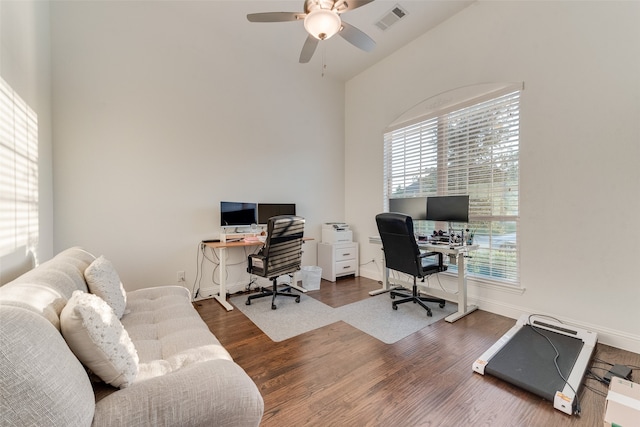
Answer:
[321,44,327,77]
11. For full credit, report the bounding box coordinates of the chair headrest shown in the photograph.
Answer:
[376,212,414,235]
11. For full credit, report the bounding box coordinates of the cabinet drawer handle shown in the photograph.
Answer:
[342,265,352,269]
[342,253,351,256]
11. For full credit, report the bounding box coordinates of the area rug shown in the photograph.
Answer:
[335,296,458,344]
[229,292,457,344]
[229,293,342,342]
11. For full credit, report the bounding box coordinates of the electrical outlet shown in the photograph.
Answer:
[177,271,185,282]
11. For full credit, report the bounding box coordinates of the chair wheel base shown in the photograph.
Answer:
[244,278,302,311]
[439,302,445,308]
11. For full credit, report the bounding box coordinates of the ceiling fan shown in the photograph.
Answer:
[247,0,376,63]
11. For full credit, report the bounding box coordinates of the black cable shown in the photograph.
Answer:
[192,242,204,300]
[586,369,607,385]
[593,357,614,367]
[591,357,637,383]
[528,314,582,416]
[582,382,608,398]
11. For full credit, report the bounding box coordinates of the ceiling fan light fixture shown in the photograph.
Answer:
[304,9,341,40]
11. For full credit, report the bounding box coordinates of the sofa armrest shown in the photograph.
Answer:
[1,307,95,427]
[92,359,263,427]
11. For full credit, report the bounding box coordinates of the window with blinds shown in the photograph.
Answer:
[0,76,39,257]
[384,89,520,284]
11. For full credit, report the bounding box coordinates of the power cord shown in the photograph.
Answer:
[584,357,636,404]
[528,314,582,416]
[192,242,205,300]
[587,358,633,385]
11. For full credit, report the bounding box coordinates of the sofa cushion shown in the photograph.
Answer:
[60,291,139,388]
[121,286,233,382]
[84,256,127,318]
[92,286,264,426]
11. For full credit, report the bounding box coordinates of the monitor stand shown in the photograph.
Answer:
[472,314,597,415]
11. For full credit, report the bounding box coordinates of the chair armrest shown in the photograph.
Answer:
[420,252,447,273]
[418,251,438,258]
[247,254,266,275]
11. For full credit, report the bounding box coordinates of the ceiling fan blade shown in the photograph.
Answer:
[335,0,374,13]
[299,35,319,63]
[247,12,305,23]
[338,21,375,52]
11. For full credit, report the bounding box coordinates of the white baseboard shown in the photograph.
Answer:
[474,295,640,354]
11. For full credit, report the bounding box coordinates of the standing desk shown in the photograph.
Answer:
[203,239,309,311]
[369,236,479,323]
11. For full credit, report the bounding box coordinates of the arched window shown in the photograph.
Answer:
[384,83,522,284]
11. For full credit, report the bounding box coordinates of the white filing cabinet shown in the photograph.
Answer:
[317,242,359,282]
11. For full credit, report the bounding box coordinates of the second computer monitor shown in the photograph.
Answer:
[257,203,296,224]
[426,195,469,223]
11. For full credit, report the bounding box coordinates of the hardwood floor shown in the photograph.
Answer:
[194,276,639,426]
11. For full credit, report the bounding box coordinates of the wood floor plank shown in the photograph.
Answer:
[194,276,639,426]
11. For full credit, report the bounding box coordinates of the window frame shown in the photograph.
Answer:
[383,85,522,286]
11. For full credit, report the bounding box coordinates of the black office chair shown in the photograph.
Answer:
[375,212,447,316]
[246,215,305,310]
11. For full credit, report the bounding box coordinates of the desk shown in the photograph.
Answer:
[369,236,479,323]
[203,239,309,311]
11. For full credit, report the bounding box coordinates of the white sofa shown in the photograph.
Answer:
[0,247,264,426]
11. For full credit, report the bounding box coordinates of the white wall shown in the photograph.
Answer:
[9,0,639,353]
[346,1,640,352]
[50,1,345,295]
[0,0,53,284]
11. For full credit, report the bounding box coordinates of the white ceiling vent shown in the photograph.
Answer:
[375,4,408,31]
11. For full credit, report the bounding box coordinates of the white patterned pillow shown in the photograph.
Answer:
[60,291,139,388]
[84,256,127,318]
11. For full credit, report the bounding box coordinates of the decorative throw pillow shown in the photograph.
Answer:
[84,256,127,318]
[60,290,139,388]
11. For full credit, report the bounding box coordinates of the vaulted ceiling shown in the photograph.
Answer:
[228,1,474,81]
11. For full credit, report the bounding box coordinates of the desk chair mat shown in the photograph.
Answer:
[484,325,583,401]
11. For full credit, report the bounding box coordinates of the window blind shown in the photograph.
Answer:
[384,90,520,284]
[0,76,39,257]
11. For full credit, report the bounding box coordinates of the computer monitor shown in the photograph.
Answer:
[220,201,257,227]
[426,195,469,223]
[257,203,296,224]
[388,197,427,220]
